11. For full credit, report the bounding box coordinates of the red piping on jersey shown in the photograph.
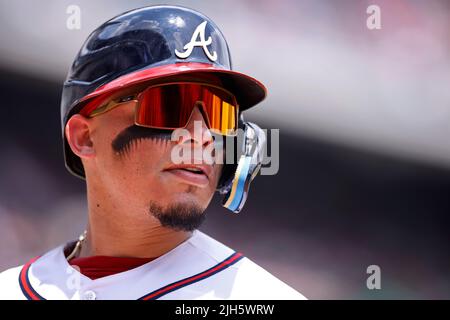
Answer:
[19,256,45,300]
[139,252,244,300]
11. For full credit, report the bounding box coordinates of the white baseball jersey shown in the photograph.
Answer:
[0,230,306,300]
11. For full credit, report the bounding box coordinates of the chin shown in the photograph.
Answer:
[170,194,205,208]
[148,196,207,232]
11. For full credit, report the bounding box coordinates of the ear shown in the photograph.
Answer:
[65,114,95,159]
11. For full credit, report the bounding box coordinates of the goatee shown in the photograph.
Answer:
[148,201,206,232]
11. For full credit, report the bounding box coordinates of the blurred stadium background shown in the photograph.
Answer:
[0,0,449,299]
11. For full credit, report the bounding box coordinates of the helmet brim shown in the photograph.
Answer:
[75,62,267,113]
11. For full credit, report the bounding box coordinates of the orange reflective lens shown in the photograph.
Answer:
[134,83,238,136]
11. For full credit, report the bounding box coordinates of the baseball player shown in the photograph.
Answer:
[0,5,306,300]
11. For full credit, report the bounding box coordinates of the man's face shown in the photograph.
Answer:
[84,98,224,232]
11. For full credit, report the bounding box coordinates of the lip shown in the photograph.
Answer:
[163,164,213,187]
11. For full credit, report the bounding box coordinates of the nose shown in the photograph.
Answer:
[182,103,214,148]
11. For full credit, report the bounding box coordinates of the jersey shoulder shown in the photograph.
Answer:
[228,257,307,300]
[186,231,307,300]
[0,265,26,300]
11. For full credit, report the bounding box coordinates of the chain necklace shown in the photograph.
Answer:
[66,230,87,261]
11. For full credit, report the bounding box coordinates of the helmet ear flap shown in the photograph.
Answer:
[217,114,266,213]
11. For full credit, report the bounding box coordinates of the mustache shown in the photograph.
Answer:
[111,125,173,156]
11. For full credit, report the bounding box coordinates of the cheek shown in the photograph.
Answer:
[94,127,170,182]
[100,139,173,205]
[111,138,172,177]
